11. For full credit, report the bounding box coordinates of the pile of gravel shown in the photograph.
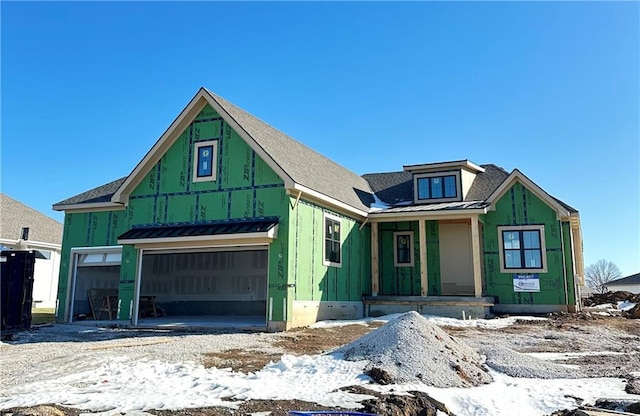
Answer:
[333,311,492,388]
[477,345,585,379]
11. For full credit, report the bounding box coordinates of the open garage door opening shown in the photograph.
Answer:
[137,247,268,328]
[69,249,121,322]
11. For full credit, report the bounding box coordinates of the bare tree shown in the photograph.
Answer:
[585,259,622,293]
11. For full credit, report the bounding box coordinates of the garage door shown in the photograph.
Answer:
[139,248,268,319]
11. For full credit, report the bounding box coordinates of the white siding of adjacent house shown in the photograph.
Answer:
[1,240,62,309]
[32,249,62,308]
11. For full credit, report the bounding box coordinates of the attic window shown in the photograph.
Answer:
[413,171,462,203]
[193,140,218,183]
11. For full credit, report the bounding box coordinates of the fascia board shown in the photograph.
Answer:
[368,209,487,222]
[53,202,125,212]
[486,170,570,218]
[0,239,62,250]
[112,89,210,204]
[403,160,485,174]
[118,230,276,246]
[290,184,369,218]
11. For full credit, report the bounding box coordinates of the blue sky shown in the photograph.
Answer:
[2,2,638,275]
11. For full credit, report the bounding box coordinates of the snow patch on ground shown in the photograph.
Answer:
[367,369,635,416]
[1,311,637,415]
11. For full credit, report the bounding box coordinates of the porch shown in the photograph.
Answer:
[363,295,495,319]
[370,215,485,296]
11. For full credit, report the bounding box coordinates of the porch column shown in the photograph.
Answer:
[419,219,428,296]
[470,216,483,297]
[371,221,379,296]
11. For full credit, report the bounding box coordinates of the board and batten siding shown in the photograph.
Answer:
[377,221,421,296]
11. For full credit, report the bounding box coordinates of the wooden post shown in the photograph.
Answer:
[419,219,428,296]
[470,216,483,297]
[371,222,379,296]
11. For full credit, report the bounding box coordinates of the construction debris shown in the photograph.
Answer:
[583,291,640,307]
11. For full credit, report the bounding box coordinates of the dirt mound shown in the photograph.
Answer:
[623,304,640,319]
[345,385,453,416]
[583,291,640,306]
[334,311,492,388]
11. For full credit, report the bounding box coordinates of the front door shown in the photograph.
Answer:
[439,222,474,295]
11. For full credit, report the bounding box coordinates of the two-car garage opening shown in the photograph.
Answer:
[138,247,268,325]
[67,219,278,328]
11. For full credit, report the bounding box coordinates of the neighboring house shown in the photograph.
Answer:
[579,284,596,298]
[605,273,640,294]
[1,193,63,309]
[52,88,585,331]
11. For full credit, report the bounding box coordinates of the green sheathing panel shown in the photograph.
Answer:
[57,104,290,321]
[288,199,370,306]
[127,105,284,227]
[562,221,576,305]
[481,181,569,306]
[56,210,128,319]
[377,222,420,295]
[118,244,138,320]
[265,190,290,322]
[426,220,441,296]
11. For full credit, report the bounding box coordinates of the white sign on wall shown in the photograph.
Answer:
[513,274,540,292]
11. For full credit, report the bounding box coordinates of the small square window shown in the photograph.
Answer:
[497,225,547,273]
[394,232,414,267]
[193,141,218,183]
[323,214,341,267]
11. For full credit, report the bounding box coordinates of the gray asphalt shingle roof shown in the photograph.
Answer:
[54,177,127,207]
[1,194,63,245]
[54,89,577,218]
[607,273,640,286]
[205,89,374,212]
[55,89,374,213]
[363,164,510,207]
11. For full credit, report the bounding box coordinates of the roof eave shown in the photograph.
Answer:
[403,160,486,174]
[289,184,369,218]
[52,202,125,212]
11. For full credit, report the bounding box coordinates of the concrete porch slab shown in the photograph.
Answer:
[363,295,495,320]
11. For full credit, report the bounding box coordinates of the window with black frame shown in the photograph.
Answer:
[416,175,458,201]
[324,216,341,266]
[394,232,413,267]
[501,228,544,271]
